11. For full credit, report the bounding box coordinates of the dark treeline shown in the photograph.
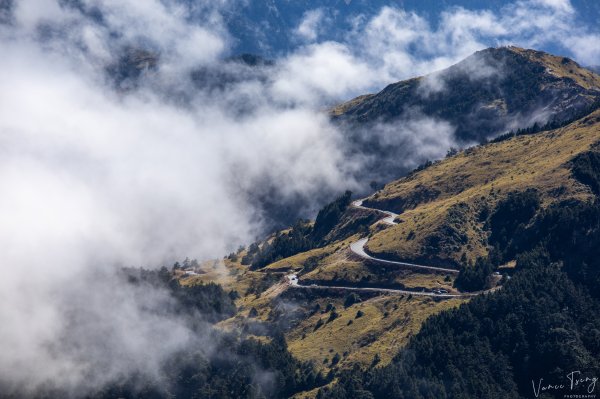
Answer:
[321,153,600,398]
[319,197,600,399]
[93,332,327,399]
[123,266,237,323]
[4,268,326,399]
[571,150,600,195]
[247,191,353,269]
[454,188,541,292]
[104,270,327,398]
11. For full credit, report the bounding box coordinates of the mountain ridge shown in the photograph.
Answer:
[165,46,600,398]
[334,46,600,143]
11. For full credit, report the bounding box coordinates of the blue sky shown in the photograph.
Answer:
[222,0,600,66]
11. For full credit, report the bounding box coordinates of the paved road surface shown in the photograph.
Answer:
[288,278,470,298]
[281,197,475,298]
[349,238,459,275]
[352,199,398,225]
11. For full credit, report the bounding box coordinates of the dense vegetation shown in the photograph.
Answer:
[124,266,237,323]
[452,189,540,292]
[248,191,353,269]
[104,270,326,398]
[571,150,600,195]
[454,257,494,292]
[488,188,540,252]
[6,268,324,399]
[319,199,600,398]
[312,190,353,240]
[94,332,326,399]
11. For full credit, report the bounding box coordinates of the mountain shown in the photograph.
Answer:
[359,106,600,268]
[45,45,600,398]
[182,76,600,397]
[313,111,600,399]
[334,46,600,143]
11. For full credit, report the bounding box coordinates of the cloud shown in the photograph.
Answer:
[532,0,574,13]
[295,8,325,42]
[562,33,600,66]
[417,49,504,97]
[305,0,598,95]
[0,1,356,394]
[272,41,376,105]
[347,110,458,184]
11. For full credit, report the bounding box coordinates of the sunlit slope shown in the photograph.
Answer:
[363,109,600,266]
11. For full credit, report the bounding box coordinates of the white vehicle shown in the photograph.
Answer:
[286,274,299,286]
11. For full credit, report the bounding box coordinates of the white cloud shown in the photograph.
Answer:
[272,41,376,104]
[563,33,600,66]
[295,8,324,42]
[0,2,356,393]
[531,0,574,13]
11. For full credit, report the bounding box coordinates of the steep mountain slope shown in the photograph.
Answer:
[162,46,600,398]
[334,46,600,143]
[361,107,600,267]
[315,113,600,398]
[193,104,600,385]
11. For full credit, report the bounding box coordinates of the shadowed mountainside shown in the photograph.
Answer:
[334,46,600,143]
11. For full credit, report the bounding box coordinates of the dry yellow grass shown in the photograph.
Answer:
[186,107,600,380]
[286,294,465,371]
[366,109,600,265]
[262,235,360,271]
[510,46,600,90]
[303,248,456,291]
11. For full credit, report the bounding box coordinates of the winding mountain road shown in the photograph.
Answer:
[350,238,459,275]
[352,199,399,225]
[287,274,467,298]
[285,198,473,298]
[350,201,459,275]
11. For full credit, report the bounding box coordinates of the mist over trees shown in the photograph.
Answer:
[248,191,353,269]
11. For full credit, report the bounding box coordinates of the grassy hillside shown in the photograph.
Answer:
[172,108,600,390]
[164,49,600,398]
[363,108,600,267]
[319,199,600,398]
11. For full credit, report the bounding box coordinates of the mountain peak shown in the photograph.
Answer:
[333,47,600,144]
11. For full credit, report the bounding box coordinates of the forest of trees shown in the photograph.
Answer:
[5,268,326,399]
[453,188,540,292]
[104,269,327,399]
[248,191,353,269]
[319,194,600,398]
[93,331,327,399]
